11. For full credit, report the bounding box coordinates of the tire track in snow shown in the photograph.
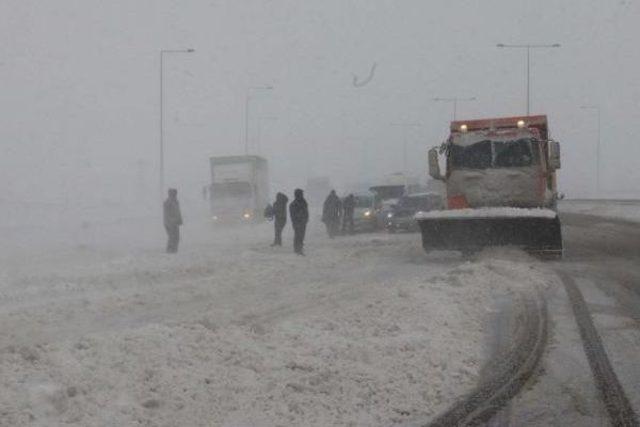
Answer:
[558,271,639,427]
[425,290,548,426]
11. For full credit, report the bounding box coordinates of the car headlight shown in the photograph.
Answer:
[243,212,251,219]
[363,210,371,217]
[212,215,219,221]
[387,213,393,218]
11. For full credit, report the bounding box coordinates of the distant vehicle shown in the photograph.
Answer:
[368,173,427,228]
[385,192,444,232]
[417,115,563,256]
[352,192,377,232]
[209,155,269,223]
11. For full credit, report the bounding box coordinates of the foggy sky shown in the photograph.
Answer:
[1,0,639,215]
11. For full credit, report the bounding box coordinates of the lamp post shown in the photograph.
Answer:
[244,85,274,155]
[581,105,601,196]
[160,48,194,198]
[256,116,278,155]
[390,123,421,181]
[496,43,560,116]
[433,97,476,121]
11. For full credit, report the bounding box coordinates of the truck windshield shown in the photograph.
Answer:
[494,139,538,167]
[450,138,538,169]
[450,141,492,169]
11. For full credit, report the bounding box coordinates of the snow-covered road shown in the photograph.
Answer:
[0,218,555,426]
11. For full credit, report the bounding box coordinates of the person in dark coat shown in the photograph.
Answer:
[163,188,183,253]
[322,190,342,238]
[289,188,309,255]
[342,193,355,234]
[271,192,289,246]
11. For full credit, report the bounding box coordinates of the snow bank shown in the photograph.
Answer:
[0,224,557,426]
[415,207,558,220]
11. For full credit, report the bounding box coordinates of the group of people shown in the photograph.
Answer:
[265,189,310,255]
[163,187,355,256]
[321,190,355,237]
[265,188,356,253]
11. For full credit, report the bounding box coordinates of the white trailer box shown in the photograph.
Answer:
[209,155,269,222]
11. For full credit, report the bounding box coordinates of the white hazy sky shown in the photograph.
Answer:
[1,0,639,211]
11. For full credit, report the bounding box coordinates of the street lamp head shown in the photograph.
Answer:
[551,43,561,48]
[497,43,505,48]
[186,49,195,52]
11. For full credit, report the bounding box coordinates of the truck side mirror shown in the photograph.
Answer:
[548,140,561,170]
[428,148,443,180]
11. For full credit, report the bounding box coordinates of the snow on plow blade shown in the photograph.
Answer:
[415,208,563,257]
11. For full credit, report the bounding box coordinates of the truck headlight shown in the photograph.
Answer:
[363,210,371,217]
[243,212,251,219]
[212,215,219,221]
[387,213,393,219]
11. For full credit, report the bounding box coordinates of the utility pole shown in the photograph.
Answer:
[581,105,602,196]
[433,97,476,121]
[496,43,560,116]
[244,85,274,155]
[160,48,194,199]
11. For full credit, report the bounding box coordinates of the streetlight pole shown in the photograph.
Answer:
[160,48,194,198]
[390,123,420,181]
[433,97,476,121]
[496,43,560,116]
[581,105,601,196]
[256,116,278,155]
[244,85,274,155]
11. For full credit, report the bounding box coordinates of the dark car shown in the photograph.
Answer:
[385,192,444,232]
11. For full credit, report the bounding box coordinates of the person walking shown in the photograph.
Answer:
[322,190,342,238]
[271,192,289,246]
[289,188,309,255]
[163,188,183,253]
[342,193,355,234]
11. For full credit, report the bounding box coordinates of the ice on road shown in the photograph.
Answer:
[0,219,554,426]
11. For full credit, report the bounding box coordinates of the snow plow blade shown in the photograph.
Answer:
[415,208,563,257]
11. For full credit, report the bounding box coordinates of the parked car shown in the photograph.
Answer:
[385,192,444,232]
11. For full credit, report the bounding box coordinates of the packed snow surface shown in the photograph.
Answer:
[560,199,640,223]
[0,215,555,426]
[415,207,558,220]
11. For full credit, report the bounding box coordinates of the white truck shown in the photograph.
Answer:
[209,155,269,222]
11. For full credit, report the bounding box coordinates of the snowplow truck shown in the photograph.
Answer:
[416,115,563,257]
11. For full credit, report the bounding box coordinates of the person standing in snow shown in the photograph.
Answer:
[322,190,342,238]
[342,193,355,234]
[289,188,309,255]
[163,188,183,253]
[271,192,289,247]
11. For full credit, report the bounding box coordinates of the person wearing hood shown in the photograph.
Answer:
[342,193,355,234]
[163,188,183,253]
[289,188,309,255]
[322,190,342,238]
[271,192,289,246]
